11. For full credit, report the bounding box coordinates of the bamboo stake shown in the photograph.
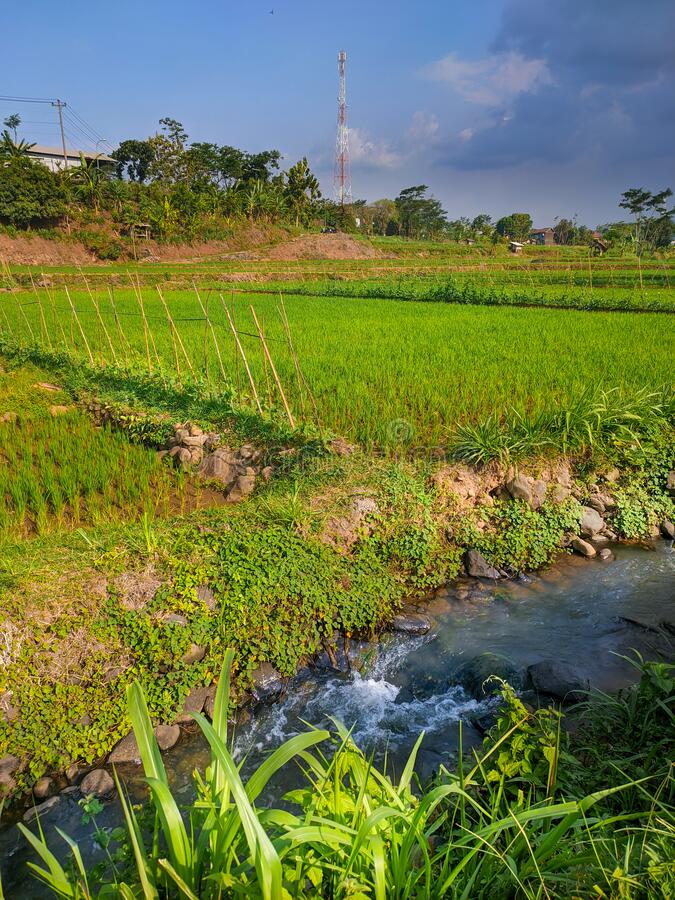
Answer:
[64,286,94,364]
[278,294,316,421]
[128,274,153,369]
[156,285,195,377]
[0,302,15,340]
[29,272,52,349]
[82,276,117,365]
[192,280,225,380]
[250,305,295,429]
[221,297,262,414]
[17,299,36,343]
[134,276,161,367]
[230,291,242,396]
[107,286,133,356]
[43,280,68,349]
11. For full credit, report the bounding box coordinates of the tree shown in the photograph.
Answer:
[553,218,578,245]
[0,131,34,160]
[471,213,493,237]
[112,139,154,182]
[619,187,674,253]
[3,114,20,142]
[147,118,189,185]
[69,153,108,210]
[395,185,447,239]
[495,213,532,241]
[284,157,321,225]
[0,157,66,227]
[368,198,399,236]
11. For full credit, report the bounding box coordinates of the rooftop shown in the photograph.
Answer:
[26,144,116,163]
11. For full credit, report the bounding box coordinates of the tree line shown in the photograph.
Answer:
[0,112,672,256]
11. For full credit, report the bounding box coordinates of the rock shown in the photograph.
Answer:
[580,506,604,538]
[0,692,19,724]
[391,612,432,635]
[227,470,256,502]
[49,405,71,417]
[251,662,285,703]
[261,465,274,482]
[586,496,606,515]
[204,686,217,719]
[23,796,60,823]
[165,613,188,626]
[456,652,526,698]
[65,764,79,783]
[33,777,55,800]
[667,471,675,497]
[107,732,141,765]
[175,686,211,723]
[660,520,675,540]
[181,643,207,665]
[323,495,380,548]
[188,448,204,465]
[329,437,356,456]
[599,548,614,560]
[172,447,192,470]
[188,424,203,437]
[36,382,61,392]
[505,474,547,510]
[182,434,208,448]
[198,452,237,486]
[603,467,620,483]
[0,755,19,779]
[196,584,217,610]
[154,724,180,751]
[80,769,115,798]
[528,660,589,702]
[550,484,570,503]
[571,537,596,558]
[604,529,617,541]
[464,550,500,580]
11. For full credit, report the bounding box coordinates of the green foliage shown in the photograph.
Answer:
[395,184,448,239]
[8,656,674,899]
[0,157,66,227]
[457,499,581,573]
[495,211,533,241]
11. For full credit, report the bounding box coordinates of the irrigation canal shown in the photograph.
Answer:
[1,540,673,896]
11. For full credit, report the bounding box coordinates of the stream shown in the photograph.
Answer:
[1,540,673,896]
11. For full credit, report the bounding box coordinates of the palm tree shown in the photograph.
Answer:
[3,114,21,142]
[0,130,35,160]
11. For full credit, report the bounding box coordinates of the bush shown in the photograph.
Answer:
[0,157,66,227]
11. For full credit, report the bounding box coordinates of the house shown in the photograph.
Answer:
[508,241,524,254]
[25,144,116,173]
[529,227,555,246]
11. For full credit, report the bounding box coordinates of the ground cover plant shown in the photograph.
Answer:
[0,364,183,543]
[6,652,673,898]
[1,284,672,450]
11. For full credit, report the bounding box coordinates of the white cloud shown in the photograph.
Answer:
[424,51,552,106]
[407,111,440,142]
[459,127,474,141]
[347,127,401,169]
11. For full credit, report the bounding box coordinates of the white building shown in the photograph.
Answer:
[25,144,116,173]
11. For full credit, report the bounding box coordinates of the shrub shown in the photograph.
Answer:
[0,158,66,227]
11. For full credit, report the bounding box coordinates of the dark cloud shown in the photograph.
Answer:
[436,0,675,173]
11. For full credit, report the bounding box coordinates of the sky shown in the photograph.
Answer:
[3,0,674,225]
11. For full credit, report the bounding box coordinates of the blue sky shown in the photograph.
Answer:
[4,0,674,224]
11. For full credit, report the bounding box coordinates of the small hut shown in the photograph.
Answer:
[508,241,524,254]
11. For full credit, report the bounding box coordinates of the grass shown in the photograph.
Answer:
[1,285,672,450]
[7,653,673,898]
[0,365,184,543]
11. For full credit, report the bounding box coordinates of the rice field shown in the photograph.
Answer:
[1,282,672,447]
[0,366,182,542]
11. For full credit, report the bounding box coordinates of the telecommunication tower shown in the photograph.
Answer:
[333,50,352,206]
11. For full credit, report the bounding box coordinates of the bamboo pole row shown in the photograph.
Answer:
[0,281,312,431]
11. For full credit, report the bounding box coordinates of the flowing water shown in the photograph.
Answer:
[2,541,673,896]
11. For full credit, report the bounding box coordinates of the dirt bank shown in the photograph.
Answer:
[260,232,387,261]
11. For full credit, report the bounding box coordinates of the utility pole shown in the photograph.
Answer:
[52,99,68,169]
[333,50,352,207]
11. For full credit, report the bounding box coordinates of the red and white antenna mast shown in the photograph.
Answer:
[333,50,352,206]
